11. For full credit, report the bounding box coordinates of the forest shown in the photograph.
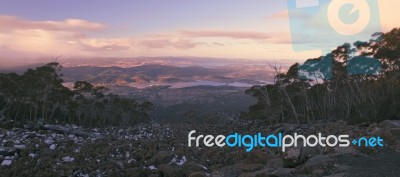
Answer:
[245,28,400,125]
[0,63,153,127]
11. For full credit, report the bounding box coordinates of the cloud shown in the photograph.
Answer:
[0,16,299,65]
[213,42,224,46]
[78,38,133,51]
[0,16,122,56]
[0,15,206,62]
[0,16,106,33]
[269,10,289,19]
[179,30,271,40]
[0,16,136,60]
[268,10,310,20]
[178,30,292,45]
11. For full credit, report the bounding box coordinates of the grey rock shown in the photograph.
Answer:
[238,169,273,177]
[212,164,265,177]
[266,158,284,169]
[158,164,184,177]
[182,161,208,174]
[270,168,296,176]
[189,171,208,177]
[380,120,400,129]
[304,155,334,174]
[283,148,306,168]
[148,151,175,165]
[245,149,271,164]
[323,173,345,177]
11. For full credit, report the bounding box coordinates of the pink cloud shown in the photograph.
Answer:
[268,10,310,20]
[179,30,271,40]
[0,15,304,61]
[268,10,289,19]
[0,16,106,33]
[0,16,132,59]
[178,30,291,44]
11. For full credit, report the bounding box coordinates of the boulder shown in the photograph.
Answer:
[270,168,296,176]
[283,148,307,168]
[182,161,208,174]
[380,120,400,129]
[211,164,266,177]
[323,173,345,177]
[311,169,325,176]
[303,155,334,174]
[244,149,271,164]
[211,165,242,177]
[379,121,400,152]
[331,147,362,157]
[147,151,175,165]
[0,146,17,156]
[384,128,400,143]
[285,148,301,159]
[238,169,272,177]
[158,164,184,177]
[300,146,321,158]
[236,164,266,173]
[266,158,284,169]
[189,171,208,177]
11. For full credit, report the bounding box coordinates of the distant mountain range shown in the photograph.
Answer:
[0,57,286,87]
[61,64,273,85]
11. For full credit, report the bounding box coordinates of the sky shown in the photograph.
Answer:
[0,0,398,66]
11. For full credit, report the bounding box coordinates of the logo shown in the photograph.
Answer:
[188,130,384,152]
[287,0,382,79]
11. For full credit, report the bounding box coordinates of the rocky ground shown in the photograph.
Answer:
[1,119,400,177]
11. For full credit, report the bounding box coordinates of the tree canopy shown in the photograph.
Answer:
[245,28,400,125]
[0,63,153,127]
